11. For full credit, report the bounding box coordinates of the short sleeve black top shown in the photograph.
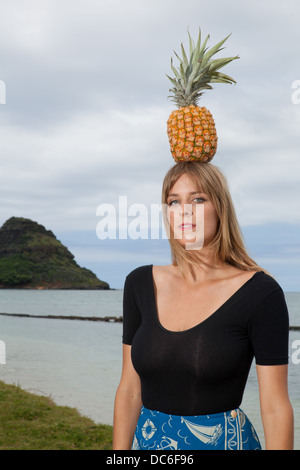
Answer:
[122,265,289,416]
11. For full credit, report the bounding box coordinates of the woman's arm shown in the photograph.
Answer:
[256,364,294,450]
[113,344,142,450]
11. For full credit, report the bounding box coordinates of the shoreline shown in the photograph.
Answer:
[0,312,299,329]
[0,312,123,322]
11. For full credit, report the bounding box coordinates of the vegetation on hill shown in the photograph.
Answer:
[0,217,109,289]
[0,381,113,450]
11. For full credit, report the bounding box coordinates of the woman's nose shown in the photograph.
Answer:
[180,203,193,216]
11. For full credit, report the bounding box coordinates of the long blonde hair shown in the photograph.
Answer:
[162,162,263,277]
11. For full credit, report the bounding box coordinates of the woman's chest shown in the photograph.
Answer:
[132,314,252,382]
[155,285,237,332]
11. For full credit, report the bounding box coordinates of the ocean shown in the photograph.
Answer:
[0,288,299,450]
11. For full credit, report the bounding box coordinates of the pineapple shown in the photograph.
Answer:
[167,30,239,162]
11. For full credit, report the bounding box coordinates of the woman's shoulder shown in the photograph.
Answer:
[125,264,153,284]
[239,270,286,309]
[252,270,284,293]
[224,265,283,295]
[125,264,175,286]
[152,264,175,276]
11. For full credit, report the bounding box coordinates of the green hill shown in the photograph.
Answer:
[0,380,112,450]
[0,217,109,289]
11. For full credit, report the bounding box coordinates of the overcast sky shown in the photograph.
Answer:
[0,0,299,289]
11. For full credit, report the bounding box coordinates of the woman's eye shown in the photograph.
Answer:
[193,197,205,203]
[168,200,179,206]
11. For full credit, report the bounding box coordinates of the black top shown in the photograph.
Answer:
[122,265,289,416]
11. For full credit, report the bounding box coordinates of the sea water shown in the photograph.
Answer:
[0,289,299,449]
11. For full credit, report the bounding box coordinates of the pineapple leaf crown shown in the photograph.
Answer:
[167,29,239,108]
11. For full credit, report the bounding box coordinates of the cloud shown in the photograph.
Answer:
[0,0,300,288]
[0,105,171,232]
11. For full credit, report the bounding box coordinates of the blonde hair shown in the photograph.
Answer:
[162,162,263,277]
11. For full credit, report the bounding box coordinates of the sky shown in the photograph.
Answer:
[0,0,299,290]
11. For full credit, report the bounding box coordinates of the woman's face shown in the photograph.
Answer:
[166,174,219,250]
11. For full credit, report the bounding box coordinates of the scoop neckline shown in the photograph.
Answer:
[149,264,262,335]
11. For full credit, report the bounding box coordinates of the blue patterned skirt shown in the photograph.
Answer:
[132,406,261,450]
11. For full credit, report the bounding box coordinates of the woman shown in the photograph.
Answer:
[113,162,294,450]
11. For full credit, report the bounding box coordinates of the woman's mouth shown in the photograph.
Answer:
[178,223,196,230]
